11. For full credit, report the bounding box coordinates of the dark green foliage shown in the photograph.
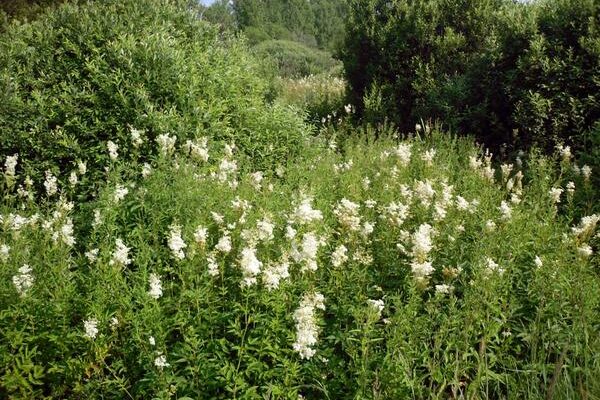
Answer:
[253,40,340,78]
[342,0,599,156]
[0,0,307,198]
[232,0,347,51]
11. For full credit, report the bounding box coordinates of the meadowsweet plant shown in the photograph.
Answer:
[0,29,599,400]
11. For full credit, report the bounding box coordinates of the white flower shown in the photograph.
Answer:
[110,238,131,266]
[285,225,297,239]
[156,134,177,155]
[414,180,435,207]
[114,184,129,202]
[333,198,361,231]
[85,249,100,263]
[293,292,325,360]
[194,226,208,246]
[549,187,563,203]
[435,284,453,294]
[556,144,572,161]
[421,148,436,165]
[572,214,600,239]
[44,170,58,196]
[566,181,575,196]
[154,354,170,369]
[0,244,10,261]
[239,246,262,287]
[410,260,434,280]
[167,224,187,260]
[295,232,321,272]
[4,154,18,176]
[215,234,232,253]
[263,258,290,290]
[184,138,209,162]
[12,264,34,297]
[107,140,119,161]
[148,273,163,299]
[411,223,434,262]
[578,244,593,258]
[78,160,87,175]
[581,165,592,181]
[485,219,497,233]
[207,254,219,277]
[499,201,512,221]
[367,299,384,316]
[534,256,543,268]
[149,336,156,346]
[485,257,504,275]
[68,171,78,186]
[249,171,263,190]
[110,317,119,329]
[83,318,99,339]
[361,221,374,237]
[130,127,144,147]
[292,197,323,224]
[56,218,76,246]
[256,218,275,242]
[141,163,152,178]
[331,244,348,267]
[394,143,412,166]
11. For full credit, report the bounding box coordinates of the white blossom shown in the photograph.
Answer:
[83,318,99,339]
[215,234,232,253]
[168,224,187,260]
[107,140,119,161]
[239,246,262,287]
[110,238,131,266]
[292,292,325,360]
[12,264,34,296]
[367,299,385,316]
[156,134,177,155]
[148,273,163,299]
[4,154,18,176]
[154,354,170,369]
[331,244,348,267]
[44,170,58,196]
[114,184,129,202]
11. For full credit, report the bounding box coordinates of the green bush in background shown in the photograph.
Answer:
[0,0,308,199]
[342,0,599,158]
[253,40,341,78]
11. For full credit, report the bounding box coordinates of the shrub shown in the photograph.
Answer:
[342,0,599,156]
[0,0,308,199]
[252,39,340,78]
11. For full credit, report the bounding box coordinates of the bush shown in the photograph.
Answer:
[1,128,598,398]
[0,0,308,199]
[252,39,340,78]
[342,0,599,156]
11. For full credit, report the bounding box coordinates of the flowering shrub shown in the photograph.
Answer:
[1,126,598,398]
[0,0,308,199]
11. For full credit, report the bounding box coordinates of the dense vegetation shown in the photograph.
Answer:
[0,0,307,199]
[342,0,599,154]
[0,0,599,399]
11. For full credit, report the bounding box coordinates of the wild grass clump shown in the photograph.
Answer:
[1,125,598,398]
[0,0,308,199]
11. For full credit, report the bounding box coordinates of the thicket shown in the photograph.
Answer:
[231,0,348,51]
[342,0,599,156]
[0,0,308,199]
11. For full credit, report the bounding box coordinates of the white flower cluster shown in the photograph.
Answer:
[148,273,163,299]
[393,143,412,166]
[469,152,495,182]
[183,137,209,162]
[333,198,361,232]
[110,238,132,266]
[130,127,144,147]
[168,224,187,260]
[12,264,34,297]
[410,223,435,282]
[84,318,99,339]
[291,196,323,224]
[292,232,322,272]
[156,134,177,155]
[4,154,18,177]
[239,246,262,287]
[572,214,600,239]
[293,292,325,360]
[107,140,119,161]
[331,244,348,267]
[367,298,384,317]
[262,256,290,290]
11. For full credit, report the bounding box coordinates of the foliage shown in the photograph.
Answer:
[253,40,340,78]
[275,73,348,125]
[0,0,308,200]
[232,0,348,51]
[1,126,598,398]
[342,0,599,156]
